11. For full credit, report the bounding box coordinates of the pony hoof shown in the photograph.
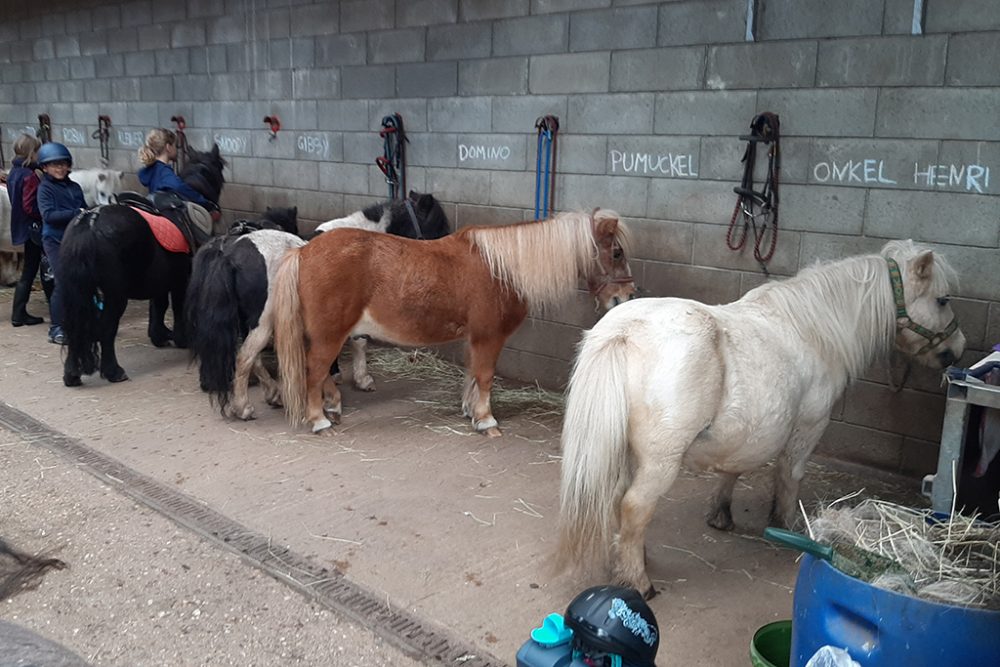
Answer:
[641,585,657,600]
[103,368,129,383]
[706,511,735,532]
[235,406,255,421]
[331,372,343,384]
[354,376,376,392]
[266,396,283,408]
[150,337,172,348]
[311,418,334,434]
[481,426,502,438]
[63,375,82,387]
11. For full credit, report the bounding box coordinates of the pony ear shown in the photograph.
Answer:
[292,206,298,216]
[909,250,935,283]
[118,171,124,179]
[211,143,220,158]
[593,212,620,241]
[417,193,433,208]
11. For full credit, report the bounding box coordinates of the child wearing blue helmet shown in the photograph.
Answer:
[36,142,87,345]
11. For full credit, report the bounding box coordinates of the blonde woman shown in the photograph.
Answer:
[137,128,214,239]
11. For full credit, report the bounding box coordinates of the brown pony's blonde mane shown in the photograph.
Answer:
[464,209,627,314]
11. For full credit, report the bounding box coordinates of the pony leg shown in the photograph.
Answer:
[466,337,505,437]
[98,296,130,383]
[148,293,172,347]
[230,318,276,420]
[254,358,282,408]
[706,473,740,531]
[350,337,375,391]
[306,337,347,433]
[322,374,342,421]
[169,283,188,349]
[770,420,828,528]
[615,460,682,599]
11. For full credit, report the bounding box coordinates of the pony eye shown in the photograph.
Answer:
[937,296,951,307]
[612,246,624,260]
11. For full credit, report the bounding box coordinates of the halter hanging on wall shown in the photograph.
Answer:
[171,115,188,172]
[92,115,111,167]
[377,113,407,200]
[726,111,780,273]
[37,113,51,144]
[534,115,559,220]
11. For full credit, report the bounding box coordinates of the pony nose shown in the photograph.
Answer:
[938,349,958,367]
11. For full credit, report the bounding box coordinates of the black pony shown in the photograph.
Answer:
[60,144,226,386]
[186,193,451,419]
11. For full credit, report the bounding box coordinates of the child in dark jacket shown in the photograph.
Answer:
[6,134,46,327]
[36,142,87,345]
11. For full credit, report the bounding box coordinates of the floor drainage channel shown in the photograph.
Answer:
[0,401,507,667]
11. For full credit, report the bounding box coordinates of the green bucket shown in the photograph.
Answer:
[750,620,792,667]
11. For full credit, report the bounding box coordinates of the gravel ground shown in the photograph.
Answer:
[0,430,426,667]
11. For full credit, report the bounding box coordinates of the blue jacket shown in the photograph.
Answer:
[6,157,42,246]
[38,173,87,242]
[137,160,209,207]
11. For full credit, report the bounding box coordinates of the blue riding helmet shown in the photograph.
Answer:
[37,142,73,166]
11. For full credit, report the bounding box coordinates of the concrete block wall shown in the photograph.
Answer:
[2,0,999,479]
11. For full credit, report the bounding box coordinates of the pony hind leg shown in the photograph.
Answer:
[465,336,506,437]
[148,293,173,347]
[349,337,375,391]
[306,336,348,433]
[98,295,130,383]
[706,472,740,531]
[614,458,684,599]
[230,312,276,420]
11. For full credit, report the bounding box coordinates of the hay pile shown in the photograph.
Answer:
[365,347,565,419]
[810,498,1000,609]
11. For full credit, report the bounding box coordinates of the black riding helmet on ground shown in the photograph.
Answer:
[564,585,659,667]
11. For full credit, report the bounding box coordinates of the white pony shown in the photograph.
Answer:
[0,185,19,285]
[556,240,965,598]
[70,168,123,207]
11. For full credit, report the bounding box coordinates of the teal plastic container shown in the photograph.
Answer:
[791,554,1000,666]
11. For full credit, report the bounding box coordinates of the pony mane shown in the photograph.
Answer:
[465,209,626,313]
[740,242,942,377]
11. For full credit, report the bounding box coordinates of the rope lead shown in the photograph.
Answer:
[534,115,559,220]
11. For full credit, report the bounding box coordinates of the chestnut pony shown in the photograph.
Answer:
[272,209,635,435]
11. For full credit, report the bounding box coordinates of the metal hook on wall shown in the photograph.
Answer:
[263,115,281,141]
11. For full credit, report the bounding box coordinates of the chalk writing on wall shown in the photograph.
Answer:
[813,159,897,185]
[61,127,87,145]
[459,144,511,162]
[213,134,249,155]
[117,129,145,148]
[297,134,330,159]
[812,158,991,194]
[4,126,36,142]
[609,150,698,177]
[913,164,990,193]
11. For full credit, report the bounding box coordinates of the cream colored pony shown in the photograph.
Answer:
[556,240,965,598]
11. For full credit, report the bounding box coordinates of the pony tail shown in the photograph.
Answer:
[272,248,307,424]
[60,215,103,376]
[554,328,632,578]
[184,239,240,411]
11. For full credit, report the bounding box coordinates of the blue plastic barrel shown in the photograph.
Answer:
[791,554,1000,666]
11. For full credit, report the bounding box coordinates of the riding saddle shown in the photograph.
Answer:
[115,191,211,253]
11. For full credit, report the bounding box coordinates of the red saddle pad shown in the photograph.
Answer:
[130,207,190,254]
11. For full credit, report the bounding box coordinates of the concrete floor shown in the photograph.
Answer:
[0,292,926,666]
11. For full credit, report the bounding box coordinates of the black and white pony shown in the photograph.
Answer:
[313,190,450,238]
[61,144,226,386]
[186,192,450,419]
